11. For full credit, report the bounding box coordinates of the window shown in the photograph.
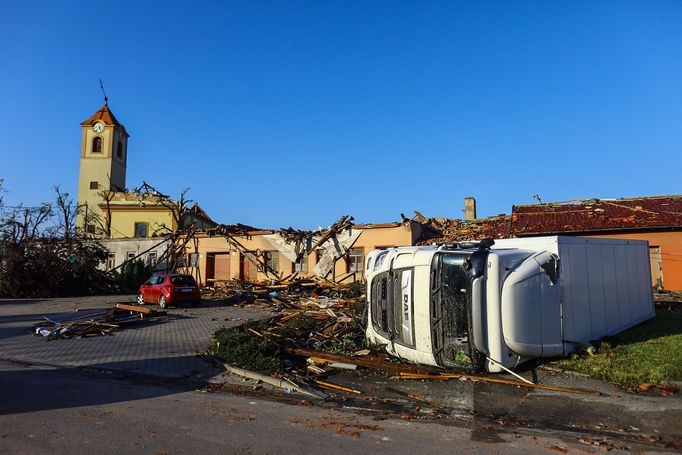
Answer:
[126,251,137,261]
[134,222,148,238]
[147,251,157,267]
[177,254,185,267]
[189,253,198,267]
[116,142,123,159]
[265,251,279,274]
[89,181,99,190]
[293,254,308,273]
[171,275,196,286]
[92,136,102,153]
[348,248,364,273]
[146,275,164,285]
[106,254,116,270]
[86,224,96,234]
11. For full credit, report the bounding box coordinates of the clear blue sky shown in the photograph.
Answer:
[1,1,681,229]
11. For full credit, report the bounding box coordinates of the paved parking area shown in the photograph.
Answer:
[0,295,271,381]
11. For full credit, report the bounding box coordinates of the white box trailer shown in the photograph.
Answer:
[364,236,655,373]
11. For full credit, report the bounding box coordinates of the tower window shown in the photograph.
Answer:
[89,181,98,190]
[116,142,122,159]
[92,136,102,153]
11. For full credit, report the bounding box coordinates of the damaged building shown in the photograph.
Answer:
[422,196,682,291]
[76,103,216,271]
[176,217,426,286]
[74,102,681,290]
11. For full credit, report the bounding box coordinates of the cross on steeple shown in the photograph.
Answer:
[99,79,109,105]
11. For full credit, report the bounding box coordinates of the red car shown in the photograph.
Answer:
[137,273,201,308]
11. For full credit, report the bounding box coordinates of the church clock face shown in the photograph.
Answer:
[93,122,104,133]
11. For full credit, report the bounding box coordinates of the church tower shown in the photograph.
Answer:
[76,103,129,233]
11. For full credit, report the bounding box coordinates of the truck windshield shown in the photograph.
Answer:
[431,252,473,368]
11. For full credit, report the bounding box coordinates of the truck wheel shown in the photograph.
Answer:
[159,295,168,309]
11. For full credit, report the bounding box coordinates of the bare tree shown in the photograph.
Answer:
[133,182,194,235]
[96,188,117,238]
[53,185,77,241]
[164,187,194,233]
[0,204,53,244]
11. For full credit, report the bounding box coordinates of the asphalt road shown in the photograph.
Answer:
[1,296,679,454]
[0,360,631,455]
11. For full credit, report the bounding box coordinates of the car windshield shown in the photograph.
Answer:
[171,275,196,286]
[431,252,473,368]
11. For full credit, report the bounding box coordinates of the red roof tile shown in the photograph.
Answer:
[80,104,129,136]
[512,195,682,234]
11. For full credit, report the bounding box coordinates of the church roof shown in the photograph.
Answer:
[80,104,129,136]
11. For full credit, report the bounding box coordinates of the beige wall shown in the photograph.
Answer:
[187,222,417,286]
[107,206,176,239]
[329,223,416,281]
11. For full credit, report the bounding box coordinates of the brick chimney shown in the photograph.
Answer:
[464,197,477,221]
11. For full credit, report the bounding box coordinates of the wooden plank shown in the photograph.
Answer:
[116,303,153,314]
[313,379,361,394]
[287,348,439,374]
[394,373,602,396]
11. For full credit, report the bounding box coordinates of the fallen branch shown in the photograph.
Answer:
[223,363,326,399]
[393,372,602,397]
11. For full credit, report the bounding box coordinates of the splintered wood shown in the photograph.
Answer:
[33,305,167,340]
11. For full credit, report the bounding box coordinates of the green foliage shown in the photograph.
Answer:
[329,332,368,356]
[210,320,281,374]
[111,259,153,293]
[341,280,365,299]
[0,238,113,298]
[551,306,682,385]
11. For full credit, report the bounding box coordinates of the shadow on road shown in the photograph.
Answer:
[0,356,206,415]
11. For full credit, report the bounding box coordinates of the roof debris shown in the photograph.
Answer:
[33,304,166,339]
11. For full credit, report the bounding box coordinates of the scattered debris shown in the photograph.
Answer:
[392,372,602,397]
[289,415,383,440]
[546,445,569,453]
[632,383,679,396]
[33,304,166,339]
[577,436,614,451]
[653,291,682,304]
[223,363,326,399]
[287,348,438,375]
[384,386,447,412]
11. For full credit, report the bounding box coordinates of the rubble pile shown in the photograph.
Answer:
[33,303,166,340]
[413,211,511,245]
[202,275,360,307]
[206,274,372,380]
[207,275,365,346]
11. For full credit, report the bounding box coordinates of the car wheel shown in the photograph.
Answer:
[136,293,145,305]
[159,295,168,309]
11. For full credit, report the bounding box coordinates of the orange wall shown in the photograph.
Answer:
[584,231,682,291]
[329,223,416,280]
[183,223,416,286]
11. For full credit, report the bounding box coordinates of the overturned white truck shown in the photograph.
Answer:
[365,236,655,373]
